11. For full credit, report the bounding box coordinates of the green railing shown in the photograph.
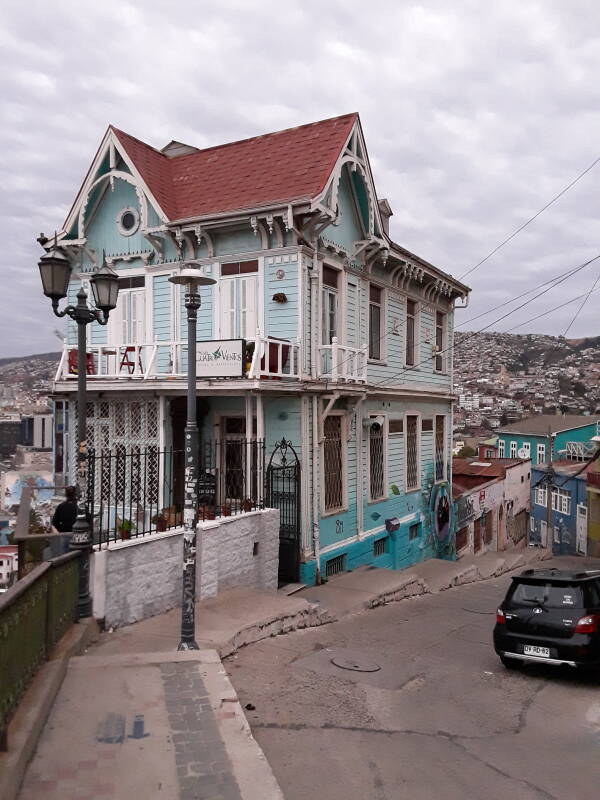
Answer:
[0,551,80,749]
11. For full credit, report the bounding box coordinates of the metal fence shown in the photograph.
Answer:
[0,551,80,750]
[87,439,266,547]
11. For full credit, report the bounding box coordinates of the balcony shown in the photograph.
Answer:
[55,336,368,385]
[318,338,367,383]
[55,337,302,382]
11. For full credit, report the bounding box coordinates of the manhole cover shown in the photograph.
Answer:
[331,656,381,673]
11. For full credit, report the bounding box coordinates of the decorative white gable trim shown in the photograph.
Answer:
[60,128,169,245]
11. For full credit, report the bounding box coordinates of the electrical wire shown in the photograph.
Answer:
[372,254,600,388]
[561,270,600,337]
[455,255,600,329]
[321,253,600,381]
[458,155,600,280]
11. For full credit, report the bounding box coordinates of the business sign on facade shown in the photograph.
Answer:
[196,339,245,377]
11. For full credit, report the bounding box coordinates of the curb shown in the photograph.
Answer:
[367,548,552,611]
[213,602,334,659]
[0,618,99,800]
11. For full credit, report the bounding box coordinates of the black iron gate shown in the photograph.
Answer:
[266,439,301,584]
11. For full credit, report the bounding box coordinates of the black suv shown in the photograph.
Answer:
[494,568,600,671]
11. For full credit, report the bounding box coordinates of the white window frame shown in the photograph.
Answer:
[368,283,386,363]
[368,414,388,502]
[321,411,348,515]
[405,411,421,492]
[522,442,531,459]
[535,486,547,506]
[405,297,419,368]
[552,488,571,515]
[537,443,546,464]
[434,310,446,373]
[498,440,505,457]
[510,441,517,458]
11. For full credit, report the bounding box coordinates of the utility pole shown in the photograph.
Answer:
[545,426,554,551]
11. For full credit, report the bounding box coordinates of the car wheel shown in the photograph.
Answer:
[500,655,522,670]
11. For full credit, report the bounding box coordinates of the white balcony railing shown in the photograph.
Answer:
[55,337,301,382]
[318,338,368,383]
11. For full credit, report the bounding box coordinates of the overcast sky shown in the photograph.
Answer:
[2,0,600,357]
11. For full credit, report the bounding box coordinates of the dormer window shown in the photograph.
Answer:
[117,206,140,236]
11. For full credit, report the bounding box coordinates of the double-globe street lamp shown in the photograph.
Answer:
[38,240,119,618]
[168,265,216,650]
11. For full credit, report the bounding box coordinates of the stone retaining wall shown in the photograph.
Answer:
[91,509,279,628]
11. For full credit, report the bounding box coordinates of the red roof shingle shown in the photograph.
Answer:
[111,113,357,222]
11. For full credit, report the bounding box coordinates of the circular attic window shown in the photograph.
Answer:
[117,206,139,236]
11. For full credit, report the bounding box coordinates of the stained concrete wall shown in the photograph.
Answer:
[91,509,279,628]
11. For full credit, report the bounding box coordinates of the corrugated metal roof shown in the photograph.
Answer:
[498,414,599,436]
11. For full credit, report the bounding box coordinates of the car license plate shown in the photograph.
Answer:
[524,645,550,658]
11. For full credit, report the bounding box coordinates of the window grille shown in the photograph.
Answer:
[325,553,346,577]
[406,299,416,366]
[435,415,445,481]
[406,415,418,490]
[373,537,388,556]
[369,422,385,500]
[323,415,343,511]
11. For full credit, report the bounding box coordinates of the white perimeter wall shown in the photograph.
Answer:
[91,509,279,628]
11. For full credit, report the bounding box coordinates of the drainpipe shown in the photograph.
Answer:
[355,396,365,535]
[312,394,322,584]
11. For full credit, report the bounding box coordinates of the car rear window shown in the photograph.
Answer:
[508,581,584,609]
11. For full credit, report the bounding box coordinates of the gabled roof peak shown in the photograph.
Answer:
[108,113,358,222]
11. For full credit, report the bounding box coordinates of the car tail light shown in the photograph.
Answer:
[496,608,506,625]
[575,614,600,634]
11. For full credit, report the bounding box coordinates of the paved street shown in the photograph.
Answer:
[226,557,600,800]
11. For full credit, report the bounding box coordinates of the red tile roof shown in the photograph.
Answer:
[111,113,358,222]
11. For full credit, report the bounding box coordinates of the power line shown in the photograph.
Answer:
[562,270,600,337]
[324,252,599,382]
[455,255,600,329]
[458,155,600,280]
[373,253,600,388]
[501,286,600,335]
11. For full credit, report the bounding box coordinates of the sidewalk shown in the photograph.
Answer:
[297,546,553,619]
[18,650,283,800]
[15,546,553,800]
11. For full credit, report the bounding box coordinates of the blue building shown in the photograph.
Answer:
[530,461,590,555]
[44,113,469,584]
[498,415,600,465]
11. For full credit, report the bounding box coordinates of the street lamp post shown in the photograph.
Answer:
[169,265,216,650]
[39,241,119,618]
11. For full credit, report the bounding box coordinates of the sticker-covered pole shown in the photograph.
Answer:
[178,281,201,650]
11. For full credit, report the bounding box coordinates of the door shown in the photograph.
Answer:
[219,277,258,340]
[576,504,588,555]
[267,439,301,584]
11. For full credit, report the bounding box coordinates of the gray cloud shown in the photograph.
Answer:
[2,0,600,356]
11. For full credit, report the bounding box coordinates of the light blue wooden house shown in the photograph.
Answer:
[45,113,470,584]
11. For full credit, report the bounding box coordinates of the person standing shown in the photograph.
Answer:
[50,486,79,556]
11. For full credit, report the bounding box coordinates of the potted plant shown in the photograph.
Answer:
[118,519,133,540]
[242,498,253,513]
[199,503,216,521]
[244,341,255,374]
[221,503,232,517]
[152,511,168,532]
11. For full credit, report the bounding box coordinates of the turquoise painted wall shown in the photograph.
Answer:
[85,177,148,257]
[264,256,298,341]
[498,422,599,464]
